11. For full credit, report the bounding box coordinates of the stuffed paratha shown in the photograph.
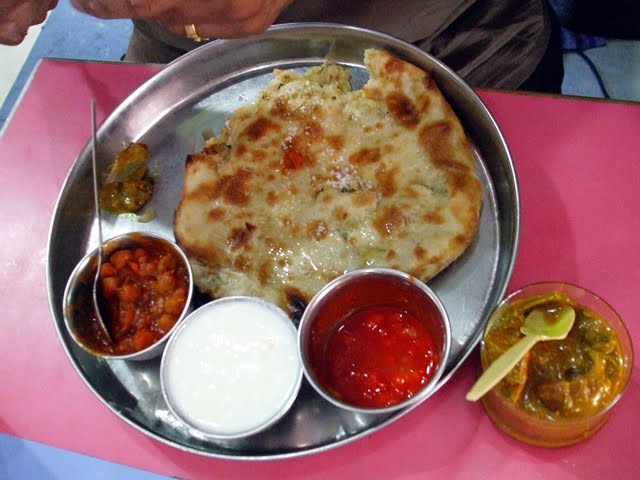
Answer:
[174,49,482,318]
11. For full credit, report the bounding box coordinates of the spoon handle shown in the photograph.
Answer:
[466,334,539,401]
[90,100,113,344]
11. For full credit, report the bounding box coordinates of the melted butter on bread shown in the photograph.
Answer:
[174,49,482,318]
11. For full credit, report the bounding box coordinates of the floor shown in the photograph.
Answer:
[0,0,132,130]
[0,2,638,479]
[562,39,640,100]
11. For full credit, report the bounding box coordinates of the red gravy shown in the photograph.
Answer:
[306,273,442,408]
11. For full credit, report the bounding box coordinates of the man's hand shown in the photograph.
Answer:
[69,0,294,39]
[0,0,58,45]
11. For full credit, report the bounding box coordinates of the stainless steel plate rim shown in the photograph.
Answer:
[46,23,520,460]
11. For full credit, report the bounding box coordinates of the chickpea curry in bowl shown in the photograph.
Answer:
[63,232,193,361]
[477,282,633,447]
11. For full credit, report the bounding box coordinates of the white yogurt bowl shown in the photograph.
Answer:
[160,296,302,439]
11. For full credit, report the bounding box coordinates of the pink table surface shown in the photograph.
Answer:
[1,58,639,479]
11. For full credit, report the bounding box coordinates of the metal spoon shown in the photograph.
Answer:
[466,305,576,401]
[91,99,114,344]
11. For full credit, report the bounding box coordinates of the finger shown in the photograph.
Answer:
[2,0,51,40]
[156,1,289,40]
[70,0,174,19]
[32,0,55,24]
[125,0,182,19]
[151,0,263,25]
[159,19,270,40]
[0,1,23,16]
[69,0,123,19]
[0,21,26,46]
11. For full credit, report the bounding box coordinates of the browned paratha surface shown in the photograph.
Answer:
[174,49,482,318]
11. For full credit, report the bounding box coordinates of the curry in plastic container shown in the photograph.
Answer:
[479,282,633,447]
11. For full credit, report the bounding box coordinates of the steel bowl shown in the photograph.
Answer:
[160,296,303,440]
[298,268,451,414]
[62,231,193,361]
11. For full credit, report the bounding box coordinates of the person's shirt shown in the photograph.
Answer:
[131,0,550,89]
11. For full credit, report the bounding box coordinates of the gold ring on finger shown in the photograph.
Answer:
[184,24,208,42]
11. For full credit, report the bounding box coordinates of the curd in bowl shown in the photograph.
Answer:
[160,296,302,439]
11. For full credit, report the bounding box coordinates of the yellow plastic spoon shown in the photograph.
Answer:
[466,305,576,401]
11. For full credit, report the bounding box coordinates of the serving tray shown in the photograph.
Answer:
[47,23,519,460]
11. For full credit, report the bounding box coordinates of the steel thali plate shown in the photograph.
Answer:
[47,24,520,459]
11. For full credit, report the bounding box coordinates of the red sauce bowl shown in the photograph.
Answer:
[298,268,451,414]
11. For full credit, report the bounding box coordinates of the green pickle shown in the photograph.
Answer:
[99,143,154,214]
[483,291,625,420]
